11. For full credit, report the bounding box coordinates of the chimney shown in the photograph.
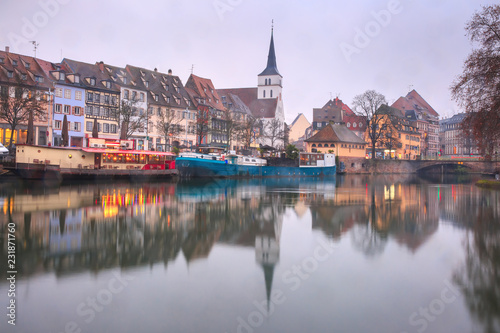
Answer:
[168,69,172,75]
[5,46,9,53]
[154,67,157,72]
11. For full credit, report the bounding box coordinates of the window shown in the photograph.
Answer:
[112,96,116,105]
[347,122,351,128]
[103,123,110,133]
[263,90,266,98]
[124,90,129,99]
[95,93,100,103]
[74,106,82,115]
[21,74,27,80]
[72,122,81,132]
[93,106,99,117]
[155,94,159,102]
[123,77,127,84]
[55,104,62,113]
[74,76,80,84]
[7,71,13,78]
[64,105,70,114]
[75,91,82,100]
[270,90,273,98]
[110,124,117,133]
[353,122,357,128]
[60,73,65,81]
[166,97,170,103]
[90,78,96,86]
[0,57,3,63]
[359,122,363,128]
[87,92,93,102]
[64,89,71,99]
[12,60,17,66]
[104,95,109,104]
[132,91,137,100]
[56,88,63,98]
[140,92,144,102]
[86,121,93,131]
[106,81,111,89]
[145,81,149,88]
[157,107,161,116]
[35,76,44,83]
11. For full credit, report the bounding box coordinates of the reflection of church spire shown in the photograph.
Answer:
[255,217,282,311]
[262,263,275,311]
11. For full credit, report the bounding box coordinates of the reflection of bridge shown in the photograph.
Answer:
[366,159,500,174]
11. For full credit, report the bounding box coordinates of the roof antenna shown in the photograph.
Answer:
[29,41,39,58]
[408,84,413,92]
[191,64,194,74]
[272,19,274,32]
[329,92,333,100]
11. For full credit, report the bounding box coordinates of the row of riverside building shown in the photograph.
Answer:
[288,91,480,161]
[1,28,479,159]
[0,30,284,151]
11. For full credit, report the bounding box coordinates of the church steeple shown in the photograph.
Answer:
[259,25,281,77]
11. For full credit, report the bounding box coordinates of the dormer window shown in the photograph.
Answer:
[12,60,17,66]
[0,57,4,64]
[145,81,149,88]
[74,75,80,83]
[155,94,159,102]
[60,73,65,81]
[90,78,96,86]
[21,74,27,80]
[123,77,128,84]
[25,62,30,69]
[35,76,43,83]
[106,81,111,89]
[7,71,13,78]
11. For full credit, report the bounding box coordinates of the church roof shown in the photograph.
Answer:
[218,87,278,118]
[305,123,366,144]
[258,30,281,77]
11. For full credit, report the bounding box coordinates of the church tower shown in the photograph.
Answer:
[258,26,283,101]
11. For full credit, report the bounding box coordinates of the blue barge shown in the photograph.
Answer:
[175,152,336,178]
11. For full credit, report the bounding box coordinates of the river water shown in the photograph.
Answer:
[0,174,499,333]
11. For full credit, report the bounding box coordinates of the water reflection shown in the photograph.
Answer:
[0,175,499,332]
[452,186,500,333]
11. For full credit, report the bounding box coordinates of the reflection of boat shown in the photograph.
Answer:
[13,144,177,181]
[175,152,336,178]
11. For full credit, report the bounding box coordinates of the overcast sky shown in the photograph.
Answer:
[0,0,495,123]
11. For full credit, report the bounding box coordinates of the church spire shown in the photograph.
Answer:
[259,22,281,77]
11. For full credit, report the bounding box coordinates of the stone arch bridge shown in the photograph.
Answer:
[358,159,500,174]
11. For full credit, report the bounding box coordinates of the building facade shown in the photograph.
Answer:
[62,59,121,146]
[439,113,478,157]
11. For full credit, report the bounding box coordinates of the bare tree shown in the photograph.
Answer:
[156,108,184,151]
[222,107,243,151]
[379,115,402,159]
[352,90,388,159]
[265,118,284,148]
[237,115,259,149]
[117,99,147,139]
[451,5,500,160]
[0,82,47,149]
[196,106,211,146]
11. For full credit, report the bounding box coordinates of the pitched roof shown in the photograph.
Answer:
[343,114,367,132]
[126,65,193,109]
[313,98,354,123]
[218,87,278,118]
[62,58,120,92]
[305,124,366,144]
[0,50,53,90]
[258,30,281,77]
[216,89,252,115]
[290,113,310,127]
[185,74,225,111]
[391,89,439,118]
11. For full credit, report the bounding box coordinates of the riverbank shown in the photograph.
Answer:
[476,179,500,189]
